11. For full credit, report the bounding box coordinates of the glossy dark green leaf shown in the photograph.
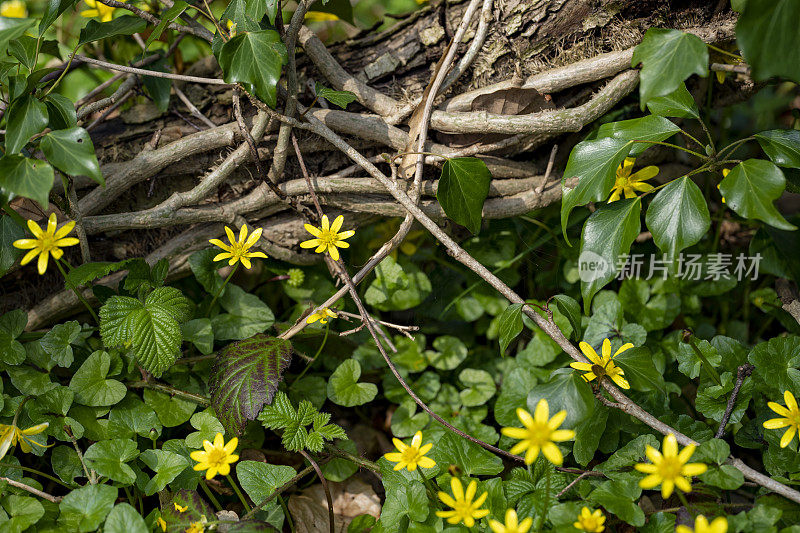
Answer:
[631,28,708,107]
[527,368,594,430]
[596,115,680,156]
[436,157,492,234]
[44,93,78,130]
[0,17,35,56]
[0,215,25,276]
[78,16,147,46]
[314,82,357,109]
[41,127,104,185]
[614,346,666,393]
[755,130,800,168]
[560,137,631,242]
[209,333,292,435]
[645,82,700,119]
[646,176,710,259]
[551,294,581,340]
[718,159,796,230]
[0,155,54,209]
[5,95,48,154]
[737,0,800,83]
[144,0,188,50]
[497,303,523,355]
[579,198,641,311]
[217,30,287,108]
[39,0,78,36]
[141,64,171,113]
[8,35,38,71]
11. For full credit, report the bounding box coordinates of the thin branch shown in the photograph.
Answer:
[715,364,754,438]
[298,451,335,533]
[127,380,210,406]
[64,425,95,484]
[73,54,229,85]
[0,477,63,503]
[175,86,217,129]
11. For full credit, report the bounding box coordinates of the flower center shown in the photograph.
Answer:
[401,447,421,464]
[657,456,683,480]
[318,229,337,246]
[525,422,552,447]
[581,517,600,530]
[206,448,228,468]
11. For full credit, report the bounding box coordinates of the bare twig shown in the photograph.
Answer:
[298,451,335,533]
[0,477,63,503]
[73,54,228,85]
[715,364,754,438]
[175,86,217,129]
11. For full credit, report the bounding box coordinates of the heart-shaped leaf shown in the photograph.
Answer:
[436,157,492,234]
[216,30,287,108]
[719,159,796,230]
[0,155,54,209]
[327,359,377,407]
[40,127,104,185]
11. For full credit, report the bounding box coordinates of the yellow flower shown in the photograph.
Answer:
[209,225,268,269]
[488,509,532,533]
[764,390,800,448]
[305,11,338,22]
[156,517,167,531]
[300,214,355,261]
[0,0,27,17]
[189,433,239,480]
[384,431,436,471]
[718,168,729,204]
[0,422,50,461]
[634,433,707,499]
[173,502,187,513]
[608,157,657,202]
[501,399,575,465]
[306,307,337,325]
[570,338,633,389]
[13,213,80,275]
[185,516,207,533]
[676,515,728,533]
[574,507,605,532]
[80,0,117,22]
[436,477,489,528]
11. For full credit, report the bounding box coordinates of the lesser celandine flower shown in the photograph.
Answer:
[570,338,632,389]
[608,157,657,202]
[764,390,800,448]
[501,399,575,465]
[634,433,707,498]
[209,225,267,269]
[384,431,436,471]
[156,517,167,531]
[0,0,27,17]
[13,213,80,275]
[0,422,50,461]
[436,477,489,528]
[190,433,239,480]
[300,214,355,261]
[185,516,207,533]
[173,502,187,513]
[676,515,728,533]
[80,0,117,21]
[488,509,532,533]
[574,507,606,532]
[306,307,337,325]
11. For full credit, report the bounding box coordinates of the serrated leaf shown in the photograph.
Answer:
[631,28,708,107]
[327,359,377,407]
[209,333,292,435]
[0,155,54,209]
[497,303,523,355]
[755,130,800,168]
[69,351,127,406]
[736,0,800,83]
[646,176,710,259]
[719,159,796,230]
[645,82,700,119]
[84,439,139,485]
[217,30,287,108]
[314,82,357,109]
[596,115,681,156]
[436,157,492,234]
[79,15,147,45]
[40,127,104,185]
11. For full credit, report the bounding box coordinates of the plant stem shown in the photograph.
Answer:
[56,259,99,323]
[677,490,693,515]
[292,322,329,383]
[631,139,707,159]
[279,495,296,532]
[418,469,439,506]
[127,380,211,405]
[685,334,723,387]
[206,264,238,316]
[226,474,251,513]
[537,466,551,531]
[200,479,223,511]
[0,463,71,488]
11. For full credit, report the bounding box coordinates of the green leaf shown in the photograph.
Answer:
[209,333,292,435]
[39,320,81,367]
[579,198,642,312]
[596,115,680,156]
[143,388,196,427]
[314,82,357,109]
[189,248,225,293]
[755,130,800,168]
[497,303,523,355]
[560,137,631,241]
[69,351,127,406]
[5,95,48,154]
[108,393,162,439]
[0,215,25,276]
[327,359,378,407]
[380,477,427,526]
[84,439,139,485]
[182,318,214,355]
[433,431,503,476]
[527,368,594,430]
[646,176,710,259]
[78,15,147,45]
[217,30,287,108]
[436,157,492,234]
[495,367,537,426]
[748,335,800,395]
[0,155,54,209]
[458,368,496,406]
[99,286,191,376]
[587,480,645,526]
[551,294,581,340]
[614,346,666,393]
[9,35,38,71]
[185,410,224,448]
[645,82,700,119]
[44,93,78,130]
[425,335,468,370]
[58,484,118,532]
[40,127,104,185]
[64,259,135,289]
[139,449,190,496]
[631,28,709,107]
[736,0,800,83]
[2,495,44,532]
[237,461,296,504]
[0,17,35,56]
[145,0,189,49]
[719,159,796,230]
[364,256,431,311]
[573,406,609,466]
[103,503,148,533]
[211,284,275,341]
[677,339,722,380]
[39,0,78,35]
[695,372,753,424]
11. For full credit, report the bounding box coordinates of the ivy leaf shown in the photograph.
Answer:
[58,484,118,532]
[40,0,78,36]
[0,155,54,209]
[645,82,700,119]
[78,15,147,45]
[646,176,710,260]
[39,320,81,367]
[631,28,708,107]
[0,18,35,57]
[84,439,139,485]
[144,0,188,50]
[314,82,357,109]
[327,359,378,407]
[458,368,496,407]
[579,198,642,312]
[560,137,631,242]
[217,30,287,108]
[755,130,800,168]
[103,503,148,533]
[527,369,594,430]
[69,351,127,407]
[719,159,796,230]
[736,0,800,83]
[495,367,537,426]
[551,294,581,340]
[40,127,104,185]
[44,93,77,130]
[99,286,191,376]
[139,449,190,496]
[497,303,523,355]
[209,333,292,435]
[236,461,296,504]
[0,215,25,276]
[596,115,681,156]
[436,157,492,234]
